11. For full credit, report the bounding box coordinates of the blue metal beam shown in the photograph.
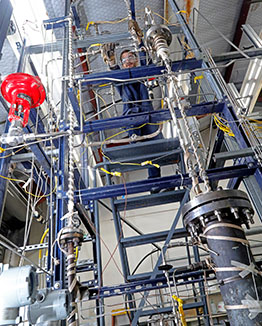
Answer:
[114,189,187,211]
[0,0,12,55]
[68,87,81,125]
[130,0,135,20]
[73,164,257,202]
[26,26,182,55]
[43,16,68,30]
[71,4,80,29]
[0,122,12,226]
[121,227,188,248]
[80,101,224,133]
[79,58,203,86]
[88,269,215,300]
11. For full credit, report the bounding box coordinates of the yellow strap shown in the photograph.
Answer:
[100,167,122,177]
[141,160,160,168]
[0,147,5,153]
[194,75,203,83]
[86,21,95,31]
[177,10,187,14]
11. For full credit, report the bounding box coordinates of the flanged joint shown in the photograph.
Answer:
[58,226,84,249]
[145,24,172,62]
[182,189,254,242]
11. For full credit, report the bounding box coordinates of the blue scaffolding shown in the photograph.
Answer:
[1,0,262,325]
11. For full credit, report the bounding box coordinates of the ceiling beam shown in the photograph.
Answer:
[224,0,252,83]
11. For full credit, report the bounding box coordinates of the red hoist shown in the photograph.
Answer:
[1,73,46,128]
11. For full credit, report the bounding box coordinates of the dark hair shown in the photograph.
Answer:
[120,49,137,62]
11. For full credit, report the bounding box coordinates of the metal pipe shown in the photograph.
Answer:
[182,189,262,326]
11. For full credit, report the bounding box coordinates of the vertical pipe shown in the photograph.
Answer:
[66,242,77,326]
[182,189,262,326]
[206,222,262,325]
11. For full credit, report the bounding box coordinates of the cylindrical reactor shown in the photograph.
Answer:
[182,189,262,326]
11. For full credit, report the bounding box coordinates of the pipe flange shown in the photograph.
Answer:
[59,227,84,249]
[145,24,172,50]
[182,189,254,239]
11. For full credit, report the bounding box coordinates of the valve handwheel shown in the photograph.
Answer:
[1,73,46,127]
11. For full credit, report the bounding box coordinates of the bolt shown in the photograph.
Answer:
[231,207,239,220]
[214,210,222,222]
[54,282,60,289]
[199,216,206,227]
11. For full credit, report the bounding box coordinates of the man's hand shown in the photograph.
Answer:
[128,19,143,44]
[101,43,116,68]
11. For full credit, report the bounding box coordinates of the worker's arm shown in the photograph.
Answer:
[101,43,119,70]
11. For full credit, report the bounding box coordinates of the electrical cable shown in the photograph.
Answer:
[131,249,160,275]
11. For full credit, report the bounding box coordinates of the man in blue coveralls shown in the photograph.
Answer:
[102,43,162,182]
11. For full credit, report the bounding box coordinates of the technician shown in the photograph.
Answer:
[101,43,162,180]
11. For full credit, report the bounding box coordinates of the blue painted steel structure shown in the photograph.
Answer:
[1,0,262,325]
[0,0,12,56]
[79,58,203,86]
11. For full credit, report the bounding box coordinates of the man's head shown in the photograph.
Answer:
[120,50,138,69]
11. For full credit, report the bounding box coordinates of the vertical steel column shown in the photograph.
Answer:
[0,121,11,230]
[0,0,13,54]
[192,246,210,326]
[52,0,71,290]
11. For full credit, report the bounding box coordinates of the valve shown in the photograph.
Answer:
[1,73,46,129]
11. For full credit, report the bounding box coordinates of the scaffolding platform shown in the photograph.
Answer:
[103,137,181,172]
[114,189,186,211]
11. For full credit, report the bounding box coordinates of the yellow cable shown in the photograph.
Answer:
[86,21,95,31]
[140,160,160,168]
[89,43,101,48]
[94,91,112,118]
[100,167,122,177]
[152,11,178,26]
[0,174,25,183]
[24,176,58,199]
[39,228,49,260]
[86,17,128,31]
[214,115,235,137]
[172,295,187,326]
[194,74,203,104]
[0,146,26,159]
